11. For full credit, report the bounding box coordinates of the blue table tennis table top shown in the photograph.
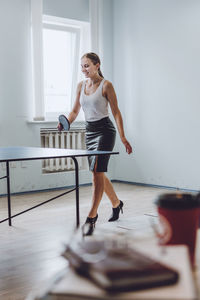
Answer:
[0,147,119,162]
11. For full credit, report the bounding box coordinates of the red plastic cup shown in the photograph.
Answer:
[155,193,199,266]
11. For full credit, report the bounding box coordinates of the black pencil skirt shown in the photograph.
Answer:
[85,117,116,172]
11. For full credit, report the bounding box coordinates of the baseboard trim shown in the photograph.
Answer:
[111,180,199,194]
[0,180,199,198]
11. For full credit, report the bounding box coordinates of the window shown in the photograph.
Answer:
[43,23,80,120]
[31,14,90,121]
[43,16,90,121]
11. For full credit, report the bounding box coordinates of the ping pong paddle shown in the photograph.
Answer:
[58,115,70,131]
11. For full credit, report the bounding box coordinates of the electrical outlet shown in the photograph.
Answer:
[1,163,6,170]
[10,162,16,168]
[21,161,28,168]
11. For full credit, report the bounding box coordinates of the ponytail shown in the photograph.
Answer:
[98,68,104,78]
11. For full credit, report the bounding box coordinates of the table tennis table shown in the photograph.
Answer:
[0,147,119,227]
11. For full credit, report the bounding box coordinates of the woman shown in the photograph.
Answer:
[58,52,132,235]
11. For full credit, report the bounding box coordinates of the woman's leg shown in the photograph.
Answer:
[103,174,120,208]
[88,171,105,218]
[88,172,120,217]
[86,172,123,226]
[103,174,123,222]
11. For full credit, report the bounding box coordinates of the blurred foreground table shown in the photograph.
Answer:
[27,234,200,300]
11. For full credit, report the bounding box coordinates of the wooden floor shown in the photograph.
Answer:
[0,182,180,300]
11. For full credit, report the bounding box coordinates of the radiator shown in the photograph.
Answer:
[40,128,87,173]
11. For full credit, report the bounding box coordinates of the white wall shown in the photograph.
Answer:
[43,0,89,21]
[0,0,33,146]
[113,0,200,190]
[0,0,114,195]
[0,0,92,195]
[2,0,199,195]
[98,0,113,80]
[98,0,116,178]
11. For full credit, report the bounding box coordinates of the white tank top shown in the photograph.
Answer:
[80,79,109,122]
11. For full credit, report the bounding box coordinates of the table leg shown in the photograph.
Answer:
[72,157,79,228]
[6,161,12,226]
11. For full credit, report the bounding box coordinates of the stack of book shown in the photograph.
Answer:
[62,238,179,293]
[30,238,196,300]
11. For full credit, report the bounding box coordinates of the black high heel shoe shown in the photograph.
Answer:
[108,200,123,222]
[82,214,98,236]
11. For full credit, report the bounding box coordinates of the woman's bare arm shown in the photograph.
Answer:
[67,81,82,123]
[103,81,132,154]
[57,82,82,130]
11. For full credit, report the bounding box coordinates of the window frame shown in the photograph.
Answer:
[31,13,90,122]
[42,22,80,121]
